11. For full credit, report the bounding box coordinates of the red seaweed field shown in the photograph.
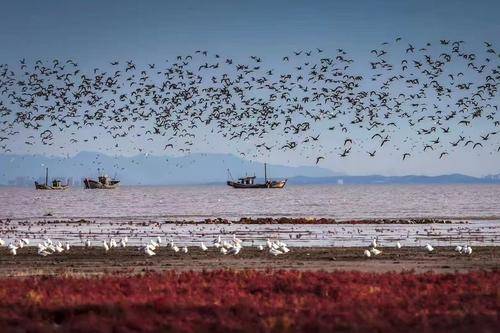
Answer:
[0,270,498,332]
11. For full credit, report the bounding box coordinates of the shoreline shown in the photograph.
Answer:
[1,217,475,225]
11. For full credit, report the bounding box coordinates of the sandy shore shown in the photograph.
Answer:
[0,246,498,277]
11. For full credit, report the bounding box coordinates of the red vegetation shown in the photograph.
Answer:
[0,270,498,332]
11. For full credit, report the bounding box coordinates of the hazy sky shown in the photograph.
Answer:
[0,0,499,176]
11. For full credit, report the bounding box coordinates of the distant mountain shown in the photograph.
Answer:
[287,174,500,185]
[0,152,338,186]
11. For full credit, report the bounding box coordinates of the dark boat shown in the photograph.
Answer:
[227,163,287,189]
[34,168,69,190]
[84,175,120,189]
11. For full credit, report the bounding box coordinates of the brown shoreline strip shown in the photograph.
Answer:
[1,217,468,225]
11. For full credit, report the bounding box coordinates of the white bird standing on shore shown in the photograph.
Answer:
[182,246,188,253]
[55,242,64,253]
[0,238,5,246]
[364,249,371,257]
[149,239,159,249]
[425,244,434,252]
[228,245,241,255]
[396,241,402,249]
[200,242,208,251]
[144,245,156,256]
[8,244,18,255]
[370,248,382,256]
[266,239,273,249]
[85,239,91,248]
[269,247,283,256]
[103,240,109,252]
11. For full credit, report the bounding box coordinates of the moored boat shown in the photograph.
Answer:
[34,168,69,190]
[84,175,120,189]
[227,163,287,189]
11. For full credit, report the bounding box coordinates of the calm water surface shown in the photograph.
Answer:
[0,184,499,221]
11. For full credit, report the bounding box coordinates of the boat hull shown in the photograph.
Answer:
[84,178,120,189]
[227,180,287,189]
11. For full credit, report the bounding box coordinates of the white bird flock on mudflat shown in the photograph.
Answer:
[362,238,473,258]
[133,234,290,257]
[0,236,474,259]
[455,245,473,255]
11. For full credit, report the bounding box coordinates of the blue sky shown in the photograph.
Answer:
[0,0,499,176]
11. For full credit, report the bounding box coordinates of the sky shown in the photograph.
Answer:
[0,0,499,176]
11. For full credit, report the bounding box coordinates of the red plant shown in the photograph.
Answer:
[0,270,498,332]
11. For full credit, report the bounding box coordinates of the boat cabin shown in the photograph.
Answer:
[237,176,256,185]
[98,175,111,185]
[52,180,63,188]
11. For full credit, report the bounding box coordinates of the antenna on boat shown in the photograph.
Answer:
[264,163,267,183]
[45,167,48,186]
[227,168,234,181]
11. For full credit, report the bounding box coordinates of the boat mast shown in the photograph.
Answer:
[264,163,267,183]
[45,167,48,186]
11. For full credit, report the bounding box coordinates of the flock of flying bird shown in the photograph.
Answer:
[0,38,498,164]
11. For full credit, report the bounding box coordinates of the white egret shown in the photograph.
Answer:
[8,244,17,255]
[103,240,110,252]
[269,247,283,256]
[145,246,156,256]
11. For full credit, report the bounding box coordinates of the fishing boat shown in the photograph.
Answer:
[227,163,287,189]
[34,168,69,190]
[84,175,120,189]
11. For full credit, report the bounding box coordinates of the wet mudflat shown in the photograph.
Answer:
[0,246,498,277]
